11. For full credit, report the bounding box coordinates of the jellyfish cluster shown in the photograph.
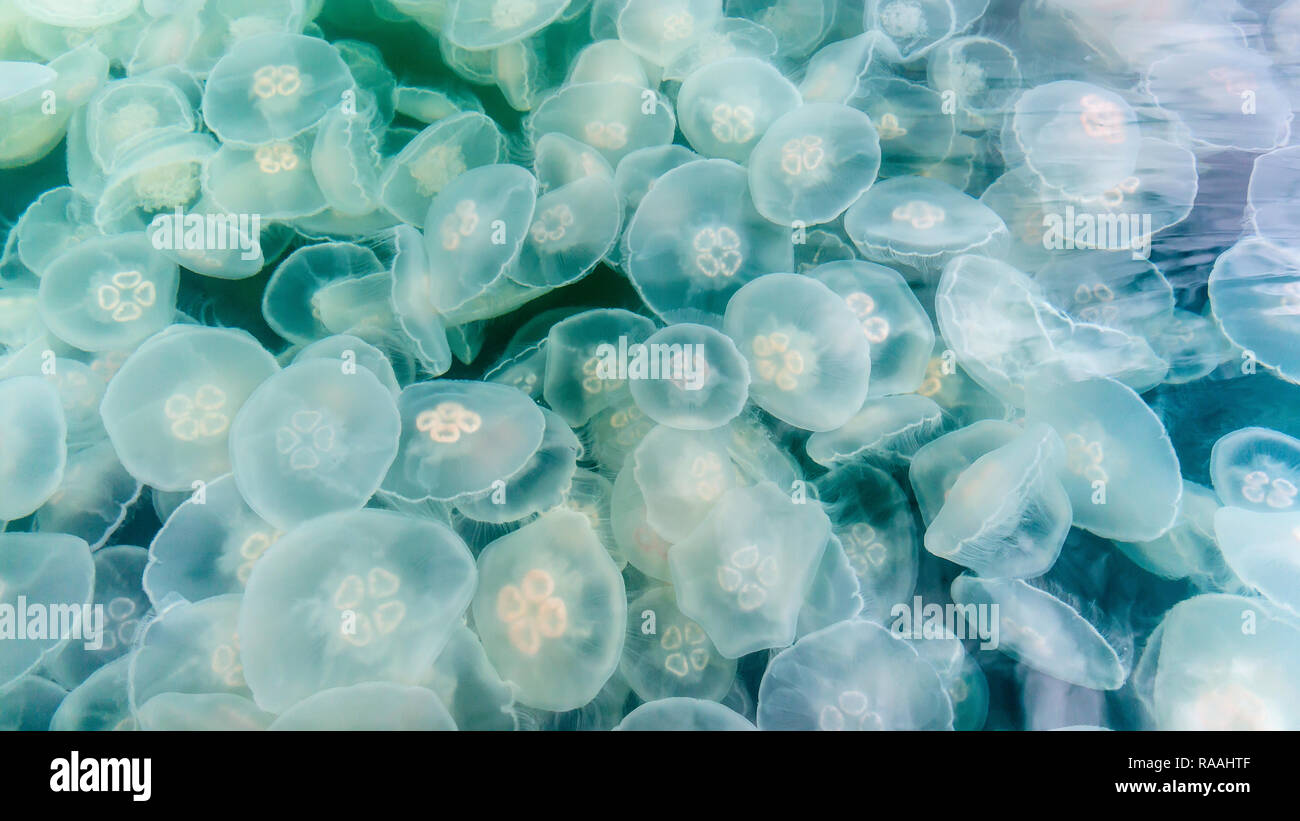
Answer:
[2,0,1300,732]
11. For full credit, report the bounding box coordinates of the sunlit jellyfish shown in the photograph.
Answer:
[863,0,988,61]
[627,323,750,431]
[615,697,756,730]
[1025,377,1181,542]
[202,33,355,145]
[423,622,519,731]
[924,423,1072,579]
[952,574,1129,690]
[926,36,1021,128]
[386,224,453,376]
[852,78,955,179]
[610,457,676,581]
[795,534,865,639]
[1115,481,1244,594]
[1209,239,1300,384]
[382,379,546,503]
[12,187,102,277]
[909,419,1020,526]
[49,655,133,731]
[86,77,196,175]
[556,467,621,566]
[269,682,456,730]
[203,135,328,220]
[1210,427,1300,514]
[669,481,831,657]
[621,586,737,702]
[39,233,179,352]
[631,425,738,543]
[239,509,477,713]
[146,474,280,606]
[471,509,626,711]
[567,40,653,88]
[1003,81,1140,199]
[843,176,1009,281]
[1146,46,1291,152]
[616,0,724,67]
[0,376,67,522]
[295,334,402,395]
[676,57,801,164]
[530,81,676,166]
[0,533,94,689]
[1212,507,1300,617]
[757,619,954,730]
[512,175,622,289]
[44,545,148,689]
[722,0,834,61]
[1248,146,1300,251]
[907,629,989,731]
[34,438,140,550]
[263,242,391,347]
[379,111,506,226]
[807,394,945,469]
[542,308,656,427]
[809,260,934,396]
[456,407,581,524]
[661,15,782,81]
[624,159,793,323]
[444,0,570,50]
[722,273,871,432]
[1142,594,1300,729]
[100,325,280,491]
[798,31,897,105]
[229,359,400,529]
[1033,254,1174,338]
[0,44,108,170]
[532,132,615,192]
[309,103,384,218]
[747,102,881,227]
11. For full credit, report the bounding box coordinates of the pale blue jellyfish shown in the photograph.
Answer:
[455,407,581,524]
[624,159,793,323]
[99,325,280,491]
[611,144,699,252]
[0,376,67,522]
[795,534,865,639]
[13,186,103,276]
[611,457,676,581]
[1034,254,1175,338]
[262,241,388,346]
[378,111,506,226]
[542,308,656,426]
[627,323,750,431]
[530,81,676,166]
[722,273,871,432]
[567,39,652,87]
[632,425,739,543]
[0,675,67,731]
[44,545,148,689]
[471,509,627,711]
[89,130,216,232]
[39,233,179,352]
[1211,427,1300,513]
[424,623,519,731]
[533,132,615,192]
[269,682,456,730]
[1213,507,1300,617]
[0,533,94,689]
[34,438,141,549]
[621,586,736,703]
[863,0,985,61]
[1116,481,1244,594]
[1146,46,1291,152]
[798,31,896,105]
[511,175,621,288]
[295,334,402,395]
[616,0,724,67]
[134,692,274,730]
[203,136,328,220]
[676,56,802,163]
[668,481,831,657]
[239,509,477,713]
[0,44,108,170]
[806,394,945,469]
[49,655,133,731]
[386,224,454,376]
[926,36,1021,127]
[1209,239,1300,384]
[907,630,988,731]
[444,0,569,50]
[909,419,1020,526]
[310,104,383,218]
[86,77,196,175]
[615,697,756,730]
[757,619,954,730]
[1248,145,1300,250]
[852,78,955,178]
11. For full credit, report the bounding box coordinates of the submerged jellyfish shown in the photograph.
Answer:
[387,224,453,376]
[86,77,196,175]
[615,697,756,731]
[239,509,477,713]
[0,675,67,731]
[1146,46,1291,152]
[14,187,103,276]
[424,622,519,731]
[455,407,581,524]
[134,692,274,731]
[44,545,148,688]
[1211,427,1300,513]
[863,0,969,61]
[471,510,626,711]
[0,533,94,689]
[926,36,1022,125]
[1213,508,1300,616]
[530,81,676,166]
[809,260,934,396]
[262,242,389,346]
[34,438,141,550]
[379,112,506,226]
[806,394,945,469]
[542,308,656,427]
[852,77,955,178]
[624,159,793,323]
[627,323,750,431]
[610,458,676,581]
[532,132,616,192]
[49,655,133,731]
[0,376,67,522]
[676,57,802,164]
[204,135,328,220]
[270,682,456,730]
[634,425,745,546]
[511,175,622,289]
[383,380,545,503]
[616,0,724,67]
[1116,481,1243,593]
[909,419,1020,526]
[202,33,355,145]
[924,423,1072,579]
[1033,254,1175,338]
[722,273,871,432]
[39,233,179,353]
[295,334,402,396]
[843,176,1009,281]
[795,534,865,639]
[445,0,569,50]
[1025,377,1181,542]
[1208,239,1300,384]
[747,102,881,227]
[621,586,736,703]
[757,619,954,730]
[669,482,831,658]
[1248,145,1300,250]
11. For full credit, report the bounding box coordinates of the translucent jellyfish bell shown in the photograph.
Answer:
[269,682,456,730]
[44,545,148,688]
[262,242,387,346]
[34,439,140,549]
[722,273,871,432]
[383,380,546,503]
[610,458,676,580]
[445,0,569,50]
[668,481,831,657]
[229,359,401,529]
[1210,427,1300,513]
[0,533,94,689]
[530,81,676,166]
[1033,254,1175,338]
[1146,46,1291,152]
[809,260,934,396]
[924,423,1072,579]
[843,176,1009,281]
[239,509,477,713]
[387,224,453,376]
[620,586,736,702]
[806,394,945,469]
[631,425,739,543]
[1213,507,1300,616]
[86,78,196,175]
[455,407,581,524]
[471,509,627,711]
[799,31,896,105]
[1248,146,1300,251]
[0,376,67,521]
[676,57,801,164]
[510,175,622,289]
[39,233,178,353]
[542,308,656,427]
[795,534,865,638]
[747,102,881,227]
[310,103,383,217]
[1025,377,1181,542]
[624,159,793,323]
[1116,480,1244,594]
[616,0,724,67]
[13,186,102,277]
[295,334,402,396]
[909,419,1020,526]
[378,112,506,226]
[1209,239,1300,384]
[616,697,756,730]
[757,619,954,730]
[863,0,969,61]
[203,135,328,220]
[100,325,281,491]
[424,622,519,731]
[202,33,355,145]
[926,36,1022,125]
[627,323,750,431]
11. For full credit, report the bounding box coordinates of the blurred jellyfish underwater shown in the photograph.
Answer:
[1,0,1300,734]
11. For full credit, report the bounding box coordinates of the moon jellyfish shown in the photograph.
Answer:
[13,187,103,277]
[34,439,141,549]
[632,425,740,544]
[1248,145,1300,250]
[909,419,1019,526]
[512,175,621,288]
[295,334,402,395]
[0,675,67,731]
[747,103,881,227]
[1025,377,1181,542]
[1208,239,1300,384]
[616,697,756,730]
[676,57,801,164]
[86,77,196,176]
[1116,481,1244,594]
[542,308,656,427]
[757,619,954,730]
[621,586,736,702]
[1211,427,1300,514]
[806,394,944,469]
[668,481,831,657]
[853,78,956,179]
[1212,507,1300,616]
[424,623,519,731]
[269,682,456,730]
[926,36,1021,127]
[530,81,676,166]
[924,423,1072,579]
[134,692,274,730]
[567,40,652,88]
[0,376,67,521]
[1033,254,1175,338]
[611,458,675,581]
[722,273,871,432]
[795,535,865,639]
[445,0,569,50]
[844,176,1010,281]
[1146,46,1291,152]
[616,0,724,67]
[0,533,94,689]
[100,325,280,491]
[456,408,580,524]
[239,509,477,713]
[863,0,981,61]
[471,510,627,711]
[907,630,989,731]
[39,233,179,352]
[386,224,454,376]
[49,656,133,731]
[204,135,328,219]
[202,33,355,145]
[378,112,506,226]
[628,323,749,431]
[625,159,793,323]
[263,243,389,346]
[44,545,148,689]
